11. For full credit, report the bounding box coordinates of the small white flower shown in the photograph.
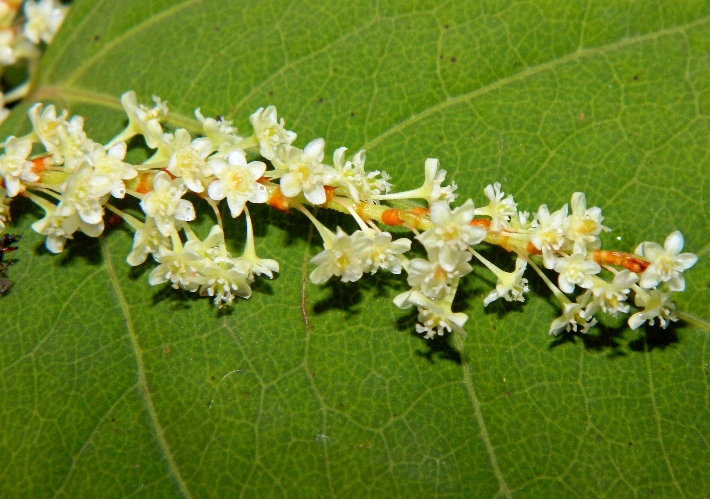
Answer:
[55,165,113,225]
[23,0,68,44]
[475,182,517,232]
[393,288,468,339]
[361,231,411,275]
[195,108,242,153]
[166,129,213,193]
[0,136,37,197]
[416,200,486,272]
[198,258,253,307]
[530,203,569,269]
[149,244,204,292]
[55,115,93,169]
[583,269,638,318]
[553,252,601,294]
[87,142,137,198]
[628,289,677,330]
[332,147,391,202]
[483,257,529,306]
[563,192,608,254]
[549,302,597,336]
[635,231,697,291]
[309,228,371,284]
[207,150,267,217]
[32,211,103,253]
[28,103,68,155]
[249,106,296,161]
[272,139,337,205]
[116,91,168,150]
[127,217,170,266]
[422,158,457,205]
[406,251,472,300]
[140,172,196,237]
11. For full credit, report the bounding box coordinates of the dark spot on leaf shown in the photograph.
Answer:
[439,55,443,59]
[268,91,273,96]
[311,372,316,377]
[318,97,323,103]
[450,57,456,63]
[93,34,100,42]
[210,375,216,381]
[444,24,449,29]
[438,136,443,141]
[350,111,355,117]
[215,115,223,121]
[505,391,513,397]
[243,390,251,397]
[633,74,638,81]
[163,345,170,354]
[628,442,633,446]
[111,418,116,423]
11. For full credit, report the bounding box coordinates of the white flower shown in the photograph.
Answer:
[0,136,37,197]
[0,29,16,65]
[28,103,68,155]
[361,231,411,274]
[207,150,267,217]
[422,158,457,205]
[55,165,112,225]
[582,269,638,318]
[140,172,196,237]
[114,91,168,150]
[149,244,204,292]
[549,302,597,336]
[393,288,468,339]
[198,258,252,307]
[272,139,337,205]
[475,182,517,232]
[166,129,213,192]
[416,200,486,272]
[87,142,137,198]
[195,108,242,153]
[332,147,391,202]
[249,106,296,160]
[530,203,569,269]
[563,192,608,254]
[32,211,103,253]
[240,209,280,279]
[127,217,170,266]
[182,225,253,306]
[23,0,68,44]
[55,115,93,169]
[635,231,697,291]
[309,228,371,284]
[406,251,472,300]
[483,257,529,306]
[628,289,677,330]
[553,252,601,294]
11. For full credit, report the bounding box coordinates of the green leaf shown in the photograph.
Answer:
[2,0,709,496]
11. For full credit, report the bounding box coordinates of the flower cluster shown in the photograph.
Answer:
[0,90,699,339]
[0,0,69,123]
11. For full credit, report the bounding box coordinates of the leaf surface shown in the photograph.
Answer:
[2,0,709,497]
